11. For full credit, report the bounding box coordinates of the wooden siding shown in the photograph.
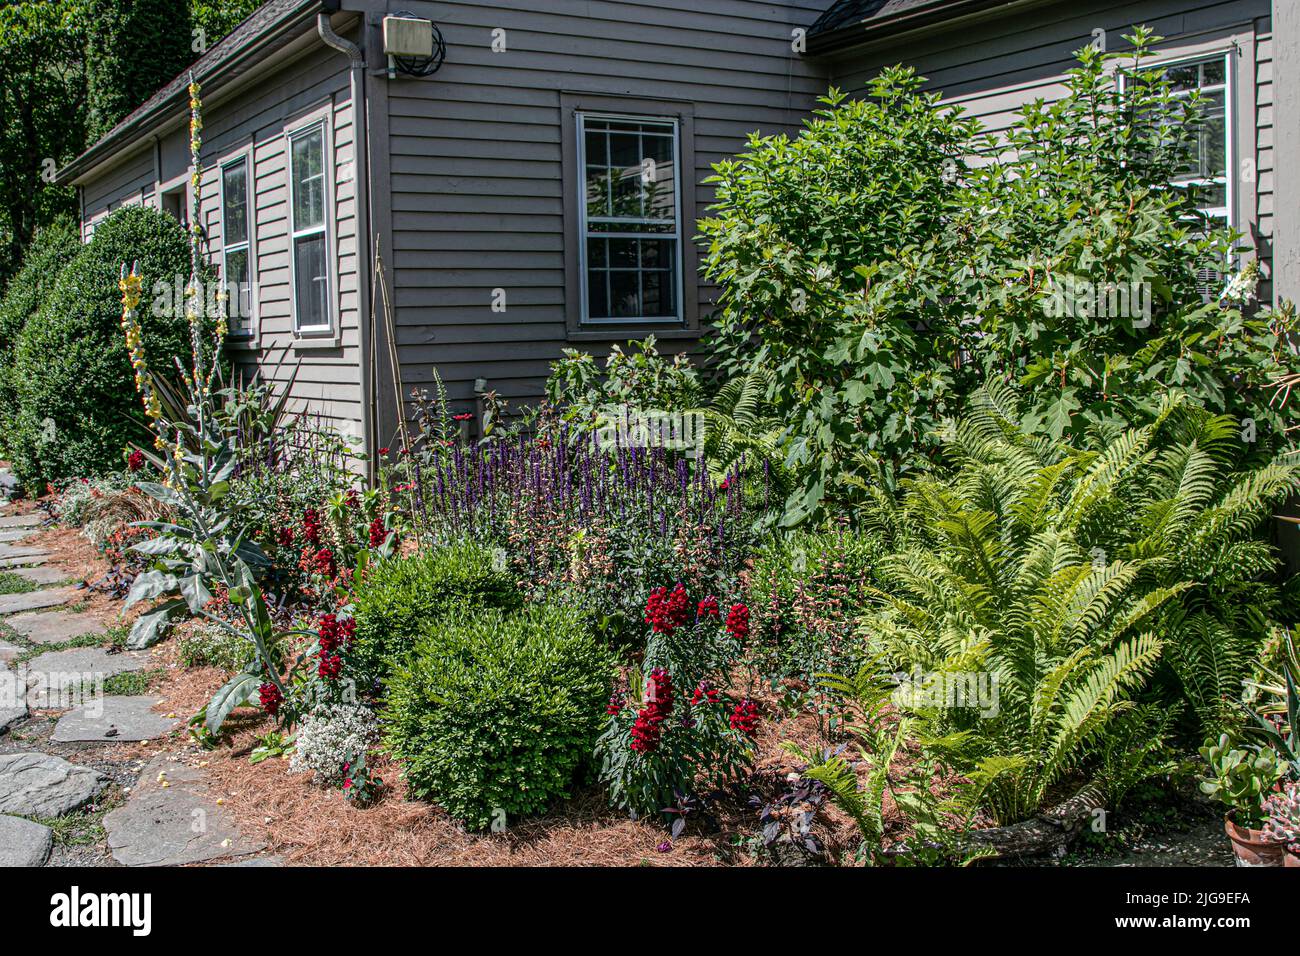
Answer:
[376,0,835,436]
[78,32,365,443]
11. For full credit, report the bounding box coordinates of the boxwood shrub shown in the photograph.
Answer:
[0,219,81,457]
[383,603,613,830]
[351,541,521,687]
[9,205,199,488]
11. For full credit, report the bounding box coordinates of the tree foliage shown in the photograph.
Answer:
[84,0,194,141]
[0,1,85,284]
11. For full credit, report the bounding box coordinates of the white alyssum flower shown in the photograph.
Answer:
[289,704,379,787]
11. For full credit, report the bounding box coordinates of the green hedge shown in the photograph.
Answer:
[9,205,198,488]
[383,604,613,830]
[0,218,81,457]
[351,542,521,687]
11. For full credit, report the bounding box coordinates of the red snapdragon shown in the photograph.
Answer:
[303,508,324,547]
[645,585,691,635]
[730,698,759,736]
[725,603,751,643]
[259,682,283,715]
[696,595,720,621]
[631,668,674,753]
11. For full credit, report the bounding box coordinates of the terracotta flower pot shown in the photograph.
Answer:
[1225,813,1286,867]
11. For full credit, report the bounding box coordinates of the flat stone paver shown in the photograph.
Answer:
[0,753,106,817]
[0,554,50,569]
[105,756,265,866]
[0,587,80,615]
[7,610,106,645]
[10,566,70,586]
[0,662,26,734]
[0,544,51,559]
[0,640,19,663]
[0,530,36,543]
[0,514,41,529]
[52,696,179,743]
[23,647,146,710]
[0,814,53,866]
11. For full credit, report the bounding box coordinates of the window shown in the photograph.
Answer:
[577,114,683,325]
[288,122,331,333]
[1163,54,1232,230]
[220,156,254,337]
[160,185,187,227]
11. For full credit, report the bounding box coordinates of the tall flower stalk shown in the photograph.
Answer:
[120,77,312,736]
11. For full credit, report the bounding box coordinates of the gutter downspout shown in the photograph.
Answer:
[317,12,377,484]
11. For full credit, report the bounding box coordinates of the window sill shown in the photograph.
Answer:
[292,330,342,351]
[567,327,701,344]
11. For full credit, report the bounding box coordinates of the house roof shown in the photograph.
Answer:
[807,0,1026,53]
[55,0,327,186]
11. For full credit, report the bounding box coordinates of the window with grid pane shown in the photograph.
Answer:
[1164,56,1231,228]
[288,123,331,332]
[578,115,682,324]
[221,157,253,336]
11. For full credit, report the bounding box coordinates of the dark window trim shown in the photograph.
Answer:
[560,92,699,340]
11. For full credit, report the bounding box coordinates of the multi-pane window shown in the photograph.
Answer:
[578,115,682,324]
[288,123,330,333]
[220,157,253,336]
[1164,55,1231,229]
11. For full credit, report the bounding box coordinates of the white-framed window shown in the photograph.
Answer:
[287,120,332,334]
[220,154,255,337]
[577,114,684,325]
[1162,53,1233,231]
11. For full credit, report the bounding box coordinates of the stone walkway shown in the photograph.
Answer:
[0,466,274,868]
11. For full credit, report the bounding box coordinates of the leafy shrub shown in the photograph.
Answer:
[351,542,521,687]
[747,530,884,692]
[383,604,613,830]
[177,623,254,672]
[546,336,702,426]
[0,218,80,453]
[10,205,201,487]
[701,31,1291,523]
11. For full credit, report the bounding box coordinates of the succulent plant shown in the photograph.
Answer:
[1199,734,1287,828]
[1262,782,1300,852]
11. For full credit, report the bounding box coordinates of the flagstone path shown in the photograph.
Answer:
[0,466,275,868]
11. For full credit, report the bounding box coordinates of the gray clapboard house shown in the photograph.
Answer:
[55,0,1300,466]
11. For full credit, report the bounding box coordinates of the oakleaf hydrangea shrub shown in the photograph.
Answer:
[701,32,1291,524]
[290,704,380,788]
[383,604,613,830]
[351,541,521,687]
[10,205,205,488]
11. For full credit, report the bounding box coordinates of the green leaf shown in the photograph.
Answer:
[205,672,262,737]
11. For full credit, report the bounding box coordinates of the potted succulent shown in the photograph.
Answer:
[1262,783,1300,867]
[1199,734,1288,867]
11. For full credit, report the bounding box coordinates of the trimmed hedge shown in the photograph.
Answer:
[383,604,613,830]
[9,206,198,488]
[0,218,81,457]
[351,542,521,687]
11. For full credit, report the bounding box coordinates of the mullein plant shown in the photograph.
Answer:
[119,78,318,736]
